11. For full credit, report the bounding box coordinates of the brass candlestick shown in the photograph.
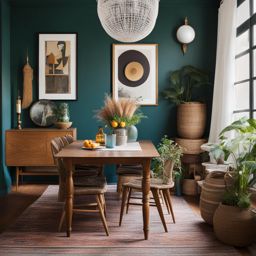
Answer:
[16,96,22,129]
[17,113,22,130]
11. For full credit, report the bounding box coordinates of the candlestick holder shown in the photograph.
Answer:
[17,113,22,130]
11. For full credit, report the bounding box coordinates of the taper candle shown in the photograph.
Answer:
[16,96,21,114]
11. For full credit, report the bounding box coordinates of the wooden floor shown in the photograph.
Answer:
[0,184,254,255]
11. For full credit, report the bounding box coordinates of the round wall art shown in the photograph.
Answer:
[118,50,150,87]
[30,100,56,127]
[113,44,158,106]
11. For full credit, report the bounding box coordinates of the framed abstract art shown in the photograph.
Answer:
[38,33,77,100]
[112,44,158,105]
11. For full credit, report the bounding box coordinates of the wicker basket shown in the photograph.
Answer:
[199,171,227,225]
[177,102,206,139]
[213,204,256,247]
[182,179,198,195]
[175,138,206,155]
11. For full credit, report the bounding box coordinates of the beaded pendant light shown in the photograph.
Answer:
[97,0,160,42]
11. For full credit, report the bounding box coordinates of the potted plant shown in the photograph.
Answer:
[96,96,146,145]
[152,136,183,185]
[163,65,210,140]
[54,103,72,129]
[211,117,256,247]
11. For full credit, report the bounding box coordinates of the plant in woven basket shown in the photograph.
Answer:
[152,136,183,184]
[211,118,256,247]
[96,96,146,129]
[210,117,256,209]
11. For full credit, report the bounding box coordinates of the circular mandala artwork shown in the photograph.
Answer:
[30,100,56,127]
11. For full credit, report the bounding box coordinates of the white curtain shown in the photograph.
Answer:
[209,0,237,143]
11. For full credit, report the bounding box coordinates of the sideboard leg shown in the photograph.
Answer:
[16,167,20,191]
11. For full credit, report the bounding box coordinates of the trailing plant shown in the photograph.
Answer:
[96,95,146,129]
[152,136,183,179]
[163,65,210,104]
[210,117,256,209]
[54,103,70,122]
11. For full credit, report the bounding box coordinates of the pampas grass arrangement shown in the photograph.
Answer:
[96,96,146,128]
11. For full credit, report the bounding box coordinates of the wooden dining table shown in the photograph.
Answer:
[55,140,159,240]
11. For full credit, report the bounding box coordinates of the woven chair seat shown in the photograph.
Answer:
[124,178,174,190]
[74,167,101,177]
[74,176,107,195]
[116,165,142,175]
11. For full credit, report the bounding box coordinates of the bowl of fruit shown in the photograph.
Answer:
[82,140,102,150]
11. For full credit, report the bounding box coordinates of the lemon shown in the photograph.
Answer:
[120,121,126,128]
[111,120,118,128]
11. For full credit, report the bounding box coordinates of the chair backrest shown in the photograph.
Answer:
[51,137,68,201]
[162,160,174,185]
[65,134,74,144]
[51,137,65,173]
[61,136,70,147]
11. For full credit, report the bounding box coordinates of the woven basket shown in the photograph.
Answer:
[213,204,256,247]
[177,102,206,139]
[176,138,206,155]
[182,179,198,195]
[199,171,227,225]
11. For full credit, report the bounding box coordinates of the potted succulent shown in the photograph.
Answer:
[152,136,183,185]
[210,117,256,247]
[96,96,146,145]
[54,103,72,129]
[163,65,210,140]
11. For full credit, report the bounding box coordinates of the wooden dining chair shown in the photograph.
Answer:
[116,164,143,196]
[119,160,175,232]
[61,135,104,177]
[51,137,109,236]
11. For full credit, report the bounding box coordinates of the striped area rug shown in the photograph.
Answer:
[0,185,243,255]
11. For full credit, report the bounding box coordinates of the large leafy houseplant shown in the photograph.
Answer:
[163,65,211,141]
[163,65,210,104]
[210,117,256,209]
[211,118,256,247]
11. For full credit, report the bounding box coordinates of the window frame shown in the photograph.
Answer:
[235,0,256,118]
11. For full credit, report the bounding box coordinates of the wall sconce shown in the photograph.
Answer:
[176,17,195,54]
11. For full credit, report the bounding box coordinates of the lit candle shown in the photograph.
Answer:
[16,97,21,114]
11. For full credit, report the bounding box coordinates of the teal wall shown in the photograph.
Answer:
[8,0,217,184]
[0,0,12,195]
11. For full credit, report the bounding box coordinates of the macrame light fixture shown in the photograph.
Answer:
[97,0,160,43]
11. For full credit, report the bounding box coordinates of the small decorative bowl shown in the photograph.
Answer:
[55,121,72,129]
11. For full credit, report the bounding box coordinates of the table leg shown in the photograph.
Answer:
[65,159,73,237]
[142,159,151,240]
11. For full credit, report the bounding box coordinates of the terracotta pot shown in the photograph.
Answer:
[177,102,206,139]
[213,203,256,247]
[199,171,227,225]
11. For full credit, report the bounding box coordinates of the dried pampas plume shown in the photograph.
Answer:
[96,96,139,125]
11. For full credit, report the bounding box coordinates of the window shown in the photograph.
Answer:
[235,0,256,119]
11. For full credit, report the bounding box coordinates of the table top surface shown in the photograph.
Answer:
[56,140,159,159]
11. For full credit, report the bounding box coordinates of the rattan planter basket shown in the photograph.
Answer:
[199,171,227,225]
[177,102,206,139]
[213,203,256,247]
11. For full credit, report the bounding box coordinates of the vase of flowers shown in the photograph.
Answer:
[96,96,146,146]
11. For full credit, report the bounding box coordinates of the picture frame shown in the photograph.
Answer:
[112,44,158,106]
[38,33,77,100]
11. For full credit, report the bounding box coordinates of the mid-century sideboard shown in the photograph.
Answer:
[5,128,77,190]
